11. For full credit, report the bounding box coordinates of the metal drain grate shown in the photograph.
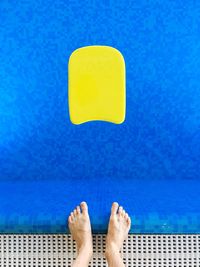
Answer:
[0,234,200,267]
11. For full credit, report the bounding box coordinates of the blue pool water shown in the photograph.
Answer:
[0,0,200,233]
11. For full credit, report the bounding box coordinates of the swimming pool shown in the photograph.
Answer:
[0,0,200,233]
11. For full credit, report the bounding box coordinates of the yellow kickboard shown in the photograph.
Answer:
[68,45,126,124]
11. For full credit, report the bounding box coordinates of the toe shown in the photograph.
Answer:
[73,209,77,216]
[122,209,126,217]
[70,212,74,221]
[118,206,123,216]
[125,213,128,220]
[68,215,73,224]
[76,206,81,214]
[111,202,119,215]
[127,217,131,226]
[80,201,88,214]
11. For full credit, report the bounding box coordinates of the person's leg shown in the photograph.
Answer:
[105,202,131,267]
[68,202,93,267]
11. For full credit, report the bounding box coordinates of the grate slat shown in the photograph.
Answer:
[0,234,200,267]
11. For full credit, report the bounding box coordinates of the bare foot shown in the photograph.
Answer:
[68,202,93,256]
[105,202,131,255]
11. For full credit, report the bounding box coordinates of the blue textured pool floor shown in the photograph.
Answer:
[1,0,200,233]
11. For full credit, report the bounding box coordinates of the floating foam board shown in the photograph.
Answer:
[68,45,126,124]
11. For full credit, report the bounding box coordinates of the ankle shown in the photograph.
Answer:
[105,243,120,259]
[78,243,93,257]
